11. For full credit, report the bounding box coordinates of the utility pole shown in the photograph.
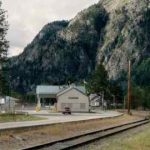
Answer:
[124,96,126,111]
[128,60,131,115]
[101,91,104,110]
[112,95,116,110]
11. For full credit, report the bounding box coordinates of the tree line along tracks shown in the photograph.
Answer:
[23,118,150,150]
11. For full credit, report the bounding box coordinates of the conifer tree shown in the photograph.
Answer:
[0,1,9,95]
[86,64,109,94]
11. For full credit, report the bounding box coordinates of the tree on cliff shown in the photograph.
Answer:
[86,64,109,95]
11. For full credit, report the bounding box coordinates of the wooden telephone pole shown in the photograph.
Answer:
[128,60,131,115]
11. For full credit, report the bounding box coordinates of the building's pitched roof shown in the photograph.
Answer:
[90,94,100,100]
[5,96,19,101]
[57,86,87,97]
[36,85,87,97]
[90,96,100,102]
[36,85,68,95]
[75,86,86,94]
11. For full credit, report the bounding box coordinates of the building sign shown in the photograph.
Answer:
[68,97,79,99]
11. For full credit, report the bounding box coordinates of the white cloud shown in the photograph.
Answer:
[1,0,99,57]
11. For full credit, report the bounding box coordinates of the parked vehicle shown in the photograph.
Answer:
[62,107,71,115]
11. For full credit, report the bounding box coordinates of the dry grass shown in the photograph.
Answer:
[0,114,43,123]
[84,123,150,150]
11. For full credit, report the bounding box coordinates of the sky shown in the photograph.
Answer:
[1,0,99,57]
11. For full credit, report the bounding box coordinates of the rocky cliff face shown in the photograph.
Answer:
[9,0,150,93]
[98,0,150,83]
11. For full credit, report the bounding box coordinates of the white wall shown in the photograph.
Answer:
[57,88,89,112]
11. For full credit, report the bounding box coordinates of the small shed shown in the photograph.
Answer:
[57,86,89,112]
[90,94,101,107]
[0,96,19,113]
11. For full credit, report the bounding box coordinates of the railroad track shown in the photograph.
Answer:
[23,119,150,150]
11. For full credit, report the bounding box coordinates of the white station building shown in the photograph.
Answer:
[36,85,89,112]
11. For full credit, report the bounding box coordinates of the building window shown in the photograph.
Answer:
[80,103,86,109]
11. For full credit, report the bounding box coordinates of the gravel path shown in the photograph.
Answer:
[0,111,122,130]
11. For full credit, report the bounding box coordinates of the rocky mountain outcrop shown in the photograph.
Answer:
[98,0,150,82]
[9,0,150,93]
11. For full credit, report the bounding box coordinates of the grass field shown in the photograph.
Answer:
[102,125,150,150]
[0,114,44,123]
